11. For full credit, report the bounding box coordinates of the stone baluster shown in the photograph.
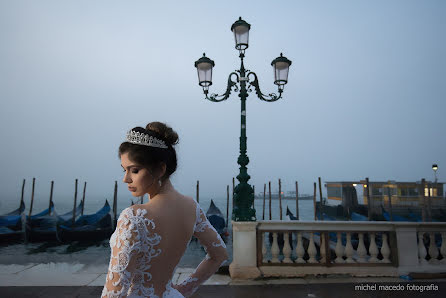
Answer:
[345,232,355,263]
[320,232,326,263]
[335,232,345,263]
[282,232,292,263]
[368,232,379,263]
[441,232,446,264]
[357,233,367,263]
[271,232,280,263]
[295,232,305,263]
[418,232,427,264]
[380,232,391,263]
[262,232,267,263]
[307,232,318,263]
[428,232,439,263]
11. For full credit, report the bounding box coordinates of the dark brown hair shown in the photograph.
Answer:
[119,122,179,180]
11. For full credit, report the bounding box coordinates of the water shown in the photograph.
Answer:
[0,195,316,267]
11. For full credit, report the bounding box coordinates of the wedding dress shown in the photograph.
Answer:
[101,199,228,297]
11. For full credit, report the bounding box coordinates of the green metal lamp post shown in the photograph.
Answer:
[194,17,292,221]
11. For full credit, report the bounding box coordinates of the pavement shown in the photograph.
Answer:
[0,263,445,297]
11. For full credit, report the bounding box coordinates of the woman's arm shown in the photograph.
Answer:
[174,205,229,297]
[101,207,141,297]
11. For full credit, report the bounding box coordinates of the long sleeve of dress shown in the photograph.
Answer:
[174,204,229,297]
[101,207,162,298]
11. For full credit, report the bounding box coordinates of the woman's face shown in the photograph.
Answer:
[120,152,156,197]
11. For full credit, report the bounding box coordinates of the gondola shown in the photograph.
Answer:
[351,212,368,221]
[285,206,298,220]
[0,200,25,227]
[205,199,227,238]
[0,201,26,242]
[381,206,410,222]
[25,201,83,242]
[56,200,113,242]
[316,212,337,221]
[406,207,446,222]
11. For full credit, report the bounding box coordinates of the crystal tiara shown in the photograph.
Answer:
[125,130,168,149]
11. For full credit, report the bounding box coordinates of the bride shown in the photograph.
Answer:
[102,122,229,297]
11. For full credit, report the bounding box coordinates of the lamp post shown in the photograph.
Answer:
[194,17,292,221]
[432,164,438,183]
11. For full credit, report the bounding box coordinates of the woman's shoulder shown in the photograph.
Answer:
[182,195,198,207]
[117,206,158,234]
[161,193,198,210]
[121,195,198,221]
[120,205,148,216]
[117,206,151,225]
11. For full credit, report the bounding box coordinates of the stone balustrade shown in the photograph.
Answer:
[229,221,446,279]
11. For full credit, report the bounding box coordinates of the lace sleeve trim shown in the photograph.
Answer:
[193,203,227,249]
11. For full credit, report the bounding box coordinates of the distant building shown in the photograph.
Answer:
[325,180,445,208]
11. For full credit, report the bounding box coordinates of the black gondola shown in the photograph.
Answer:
[285,206,298,220]
[0,201,26,242]
[56,200,113,242]
[191,199,228,243]
[25,201,83,242]
[205,199,227,238]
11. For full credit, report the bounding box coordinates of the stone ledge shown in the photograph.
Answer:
[229,263,261,279]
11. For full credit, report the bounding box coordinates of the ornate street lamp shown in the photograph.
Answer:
[272,53,292,89]
[231,17,251,52]
[194,17,292,221]
[194,54,215,92]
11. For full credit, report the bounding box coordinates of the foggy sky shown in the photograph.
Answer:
[0,0,445,207]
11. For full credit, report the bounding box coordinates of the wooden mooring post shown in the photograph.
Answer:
[366,177,371,220]
[81,182,87,216]
[48,181,54,216]
[196,180,199,203]
[318,177,323,220]
[387,186,393,221]
[262,183,266,220]
[226,185,229,227]
[421,178,426,222]
[278,179,282,220]
[29,177,36,217]
[268,181,272,220]
[313,182,317,220]
[20,179,25,206]
[295,181,299,220]
[72,179,78,225]
[113,181,118,227]
[427,182,432,222]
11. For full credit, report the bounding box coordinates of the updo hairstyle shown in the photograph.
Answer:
[119,121,179,180]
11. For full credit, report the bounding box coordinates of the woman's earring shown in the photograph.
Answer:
[158,180,162,187]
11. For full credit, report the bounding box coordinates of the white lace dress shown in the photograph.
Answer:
[101,200,228,298]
